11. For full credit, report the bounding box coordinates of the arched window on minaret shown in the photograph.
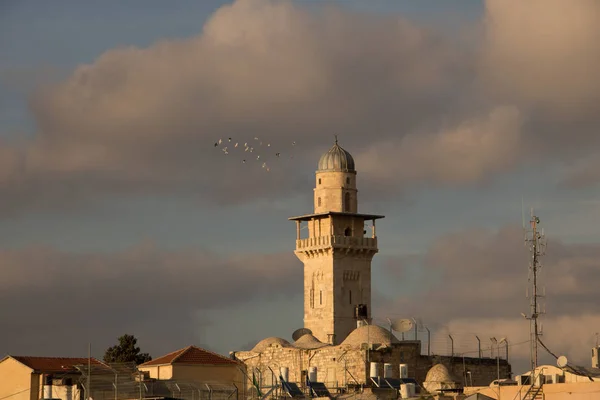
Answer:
[344,192,350,212]
[344,227,351,236]
[320,290,323,305]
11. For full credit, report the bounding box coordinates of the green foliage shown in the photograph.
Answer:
[103,334,152,365]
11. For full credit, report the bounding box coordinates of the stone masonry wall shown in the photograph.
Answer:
[234,341,511,392]
[235,345,367,391]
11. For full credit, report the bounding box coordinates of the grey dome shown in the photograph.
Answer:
[317,139,355,172]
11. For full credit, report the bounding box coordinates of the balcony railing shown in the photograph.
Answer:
[296,235,377,250]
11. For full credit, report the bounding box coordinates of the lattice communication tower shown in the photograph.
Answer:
[523,209,547,373]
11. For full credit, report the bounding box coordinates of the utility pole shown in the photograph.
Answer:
[87,343,91,400]
[523,209,546,374]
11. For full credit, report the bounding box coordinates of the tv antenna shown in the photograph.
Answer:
[387,318,414,340]
[522,208,547,373]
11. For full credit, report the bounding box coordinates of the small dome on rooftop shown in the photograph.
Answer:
[293,333,330,350]
[317,137,355,172]
[341,325,400,348]
[423,364,461,393]
[425,364,454,383]
[251,337,291,353]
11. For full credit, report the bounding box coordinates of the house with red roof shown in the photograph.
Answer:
[0,355,106,400]
[137,345,245,388]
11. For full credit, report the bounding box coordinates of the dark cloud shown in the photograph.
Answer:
[0,243,301,358]
[480,0,600,120]
[0,0,597,215]
[377,225,600,372]
[0,0,598,216]
[0,0,470,215]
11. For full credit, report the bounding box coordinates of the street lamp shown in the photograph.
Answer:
[490,337,499,381]
[499,338,507,380]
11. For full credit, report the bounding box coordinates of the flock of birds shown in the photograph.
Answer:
[214,136,297,172]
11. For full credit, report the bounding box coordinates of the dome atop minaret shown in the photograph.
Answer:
[317,136,355,172]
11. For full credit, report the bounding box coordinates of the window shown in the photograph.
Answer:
[346,177,350,184]
[320,290,323,305]
[318,178,321,185]
[349,290,352,304]
[344,227,351,236]
[344,192,350,211]
[318,197,322,207]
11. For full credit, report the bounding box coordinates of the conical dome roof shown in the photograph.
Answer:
[317,137,355,172]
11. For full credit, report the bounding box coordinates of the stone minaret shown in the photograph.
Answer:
[290,138,384,345]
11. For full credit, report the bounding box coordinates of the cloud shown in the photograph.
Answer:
[0,0,469,215]
[356,106,523,188]
[0,242,301,358]
[377,225,600,372]
[480,0,600,118]
[559,157,600,189]
[0,0,599,214]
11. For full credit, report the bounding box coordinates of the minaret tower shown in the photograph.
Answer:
[289,137,384,345]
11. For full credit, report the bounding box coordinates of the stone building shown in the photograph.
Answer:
[290,137,383,345]
[232,140,510,394]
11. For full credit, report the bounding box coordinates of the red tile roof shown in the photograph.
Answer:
[8,356,107,372]
[139,346,238,367]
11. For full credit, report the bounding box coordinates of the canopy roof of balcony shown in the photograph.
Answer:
[288,211,385,222]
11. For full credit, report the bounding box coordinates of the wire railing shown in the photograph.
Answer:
[73,362,239,400]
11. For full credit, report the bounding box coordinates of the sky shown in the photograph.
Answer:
[1,0,599,376]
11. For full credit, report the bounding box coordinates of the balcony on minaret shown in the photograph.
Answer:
[289,211,384,255]
[295,234,378,251]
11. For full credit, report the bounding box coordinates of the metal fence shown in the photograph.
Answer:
[73,362,238,400]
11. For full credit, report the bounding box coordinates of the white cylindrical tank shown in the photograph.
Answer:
[400,384,409,399]
[370,362,379,378]
[400,383,416,398]
[308,366,318,383]
[399,363,408,379]
[280,367,289,383]
[383,363,393,378]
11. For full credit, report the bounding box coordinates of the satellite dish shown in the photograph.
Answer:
[557,355,568,368]
[391,319,414,333]
[292,328,313,341]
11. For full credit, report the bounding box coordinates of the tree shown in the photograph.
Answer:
[103,334,152,365]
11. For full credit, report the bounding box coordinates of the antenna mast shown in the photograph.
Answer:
[524,209,546,373]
